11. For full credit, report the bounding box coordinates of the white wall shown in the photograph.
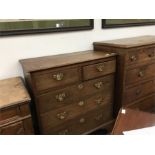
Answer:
[1,19,155,80]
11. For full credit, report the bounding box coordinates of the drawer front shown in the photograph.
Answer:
[0,103,30,122]
[40,92,113,130]
[0,106,20,122]
[126,63,155,85]
[37,74,114,114]
[123,80,155,105]
[0,121,25,135]
[42,104,113,135]
[127,94,155,113]
[32,66,80,92]
[127,47,155,66]
[83,60,116,80]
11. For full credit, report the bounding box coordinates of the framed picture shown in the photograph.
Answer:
[0,19,94,36]
[102,19,155,28]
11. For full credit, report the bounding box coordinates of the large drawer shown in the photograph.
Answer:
[32,66,80,92]
[39,92,113,130]
[126,63,155,86]
[83,59,116,80]
[123,80,155,105]
[36,74,114,114]
[42,104,113,135]
[126,47,155,66]
[127,94,155,113]
[0,103,31,123]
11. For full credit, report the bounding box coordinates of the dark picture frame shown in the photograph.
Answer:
[0,19,94,36]
[102,19,155,28]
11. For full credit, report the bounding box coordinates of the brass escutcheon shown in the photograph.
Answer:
[79,118,85,123]
[57,111,67,120]
[130,55,137,61]
[78,84,84,90]
[56,92,66,102]
[78,101,84,106]
[95,98,103,105]
[53,73,64,81]
[138,71,144,77]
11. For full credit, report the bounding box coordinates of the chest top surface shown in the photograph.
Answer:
[112,108,155,134]
[19,50,116,73]
[0,77,30,109]
[93,35,155,48]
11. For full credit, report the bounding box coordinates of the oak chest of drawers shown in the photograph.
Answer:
[0,77,34,135]
[20,50,116,134]
[94,35,155,116]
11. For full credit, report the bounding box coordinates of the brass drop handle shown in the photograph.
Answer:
[57,111,67,120]
[78,101,85,106]
[95,114,103,121]
[58,129,69,135]
[56,92,66,102]
[138,71,144,77]
[96,63,105,72]
[79,118,85,123]
[94,82,103,89]
[130,55,137,61]
[53,73,64,81]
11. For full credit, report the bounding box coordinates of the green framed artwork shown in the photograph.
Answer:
[0,19,94,36]
[102,19,155,28]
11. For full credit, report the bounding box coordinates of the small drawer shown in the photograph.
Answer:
[123,80,155,105]
[37,74,114,114]
[127,47,155,66]
[0,121,25,135]
[0,103,31,122]
[32,66,80,92]
[83,60,116,80]
[126,63,155,85]
[43,104,113,135]
[0,106,20,122]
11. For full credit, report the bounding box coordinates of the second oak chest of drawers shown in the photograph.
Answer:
[94,35,155,116]
[20,50,116,134]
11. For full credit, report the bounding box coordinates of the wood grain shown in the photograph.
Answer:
[112,108,155,135]
[0,77,30,109]
[20,50,116,73]
[94,35,155,48]
[0,77,34,135]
